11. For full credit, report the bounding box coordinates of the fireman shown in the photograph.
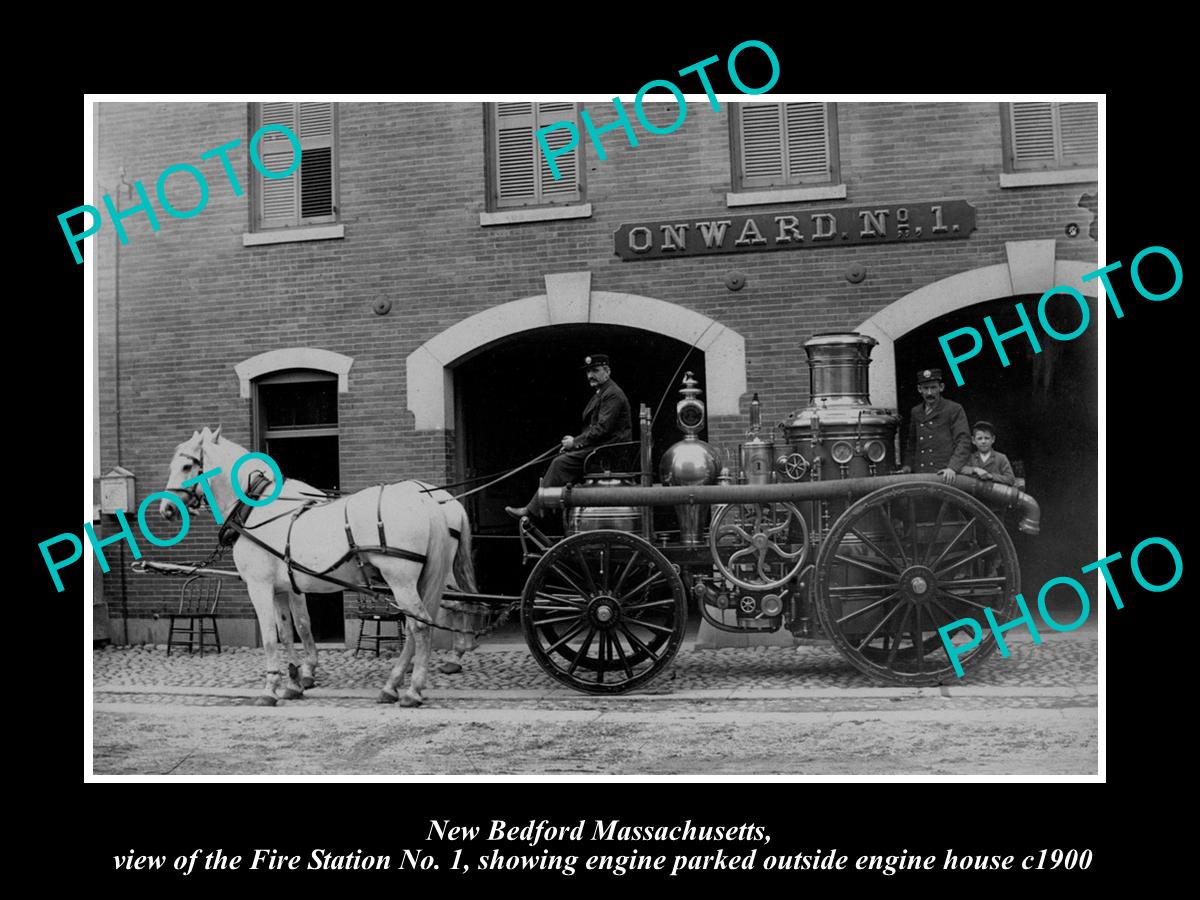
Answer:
[506,353,633,519]
[897,367,972,484]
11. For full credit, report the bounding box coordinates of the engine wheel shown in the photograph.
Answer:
[521,530,687,694]
[812,483,1019,685]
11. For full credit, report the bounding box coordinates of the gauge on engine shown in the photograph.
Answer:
[831,441,854,464]
[865,440,888,463]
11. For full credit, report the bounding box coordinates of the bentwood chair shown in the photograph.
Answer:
[167,576,222,656]
[353,591,406,657]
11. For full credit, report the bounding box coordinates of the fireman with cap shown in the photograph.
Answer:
[506,353,633,519]
[897,367,973,484]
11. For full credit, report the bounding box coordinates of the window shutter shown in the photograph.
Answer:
[784,103,831,182]
[495,103,538,203]
[255,102,336,228]
[1010,102,1058,165]
[537,102,580,200]
[299,102,334,219]
[739,104,785,187]
[492,102,580,208]
[258,102,300,227]
[1010,102,1097,170]
[1057,102,1097,163]
[737,103,833,188]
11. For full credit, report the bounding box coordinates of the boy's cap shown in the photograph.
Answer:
[973,420,997,435]
[917,368,943,384]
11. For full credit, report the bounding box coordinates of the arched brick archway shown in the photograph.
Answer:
[406,272,747,431]
[853,241,1098,408]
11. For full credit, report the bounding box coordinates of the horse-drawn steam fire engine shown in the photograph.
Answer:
[512,332,1040,693]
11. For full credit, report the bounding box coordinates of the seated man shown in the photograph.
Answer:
[506,354,632,519]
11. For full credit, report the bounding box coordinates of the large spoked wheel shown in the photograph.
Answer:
[813,483,1019,685]
[521,530,688,694]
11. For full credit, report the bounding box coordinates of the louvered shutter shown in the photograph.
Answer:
[298,102,335,220]
[784,103,832,182]
[739,104,785,187]
[495,103,538,204]
[493,102,581,208]
[738,103,833,188]
[258,102,300,227]
[537,102,580,201]
[255,102,337,229]
[1010,102,1096,170]
[1056,102,1097,165]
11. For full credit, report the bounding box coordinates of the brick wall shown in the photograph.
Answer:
[92,100,1097,632]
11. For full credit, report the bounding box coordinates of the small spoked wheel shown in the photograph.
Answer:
[521,530,687,694]
[709,501,809,591]
[813,483,1020,685]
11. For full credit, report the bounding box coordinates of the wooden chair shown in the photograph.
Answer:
[167,576,222,656]
[353,591,406,657]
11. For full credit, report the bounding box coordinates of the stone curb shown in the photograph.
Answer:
[94,684,1099,701]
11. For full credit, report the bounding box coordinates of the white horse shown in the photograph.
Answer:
[160,427,474,708]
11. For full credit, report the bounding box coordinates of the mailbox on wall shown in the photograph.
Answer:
[98,466,136,515]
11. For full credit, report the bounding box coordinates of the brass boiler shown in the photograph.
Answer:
[568,474,641,534]
[782,333,900,540]
[660,372,720,545]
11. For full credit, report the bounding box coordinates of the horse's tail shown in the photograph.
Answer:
[452,514,478,596]
[416,507,454,616]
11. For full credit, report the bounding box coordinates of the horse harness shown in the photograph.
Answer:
[221,476,461,598]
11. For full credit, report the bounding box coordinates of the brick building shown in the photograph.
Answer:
[90,99,1099,646]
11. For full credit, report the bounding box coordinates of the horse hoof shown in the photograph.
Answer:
[300,677,316,689]
[438,662,463,675]
[288,663,299,679]
[376,689,399,704]
[398,694,422,708]
[254,696,278,707]
[279,688,304,700]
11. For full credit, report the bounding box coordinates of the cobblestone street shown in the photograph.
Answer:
[93,632,1095,693]
[92,630,1097,776]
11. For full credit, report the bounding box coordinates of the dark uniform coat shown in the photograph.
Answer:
[904,396,972,474]
[543,379,633,487]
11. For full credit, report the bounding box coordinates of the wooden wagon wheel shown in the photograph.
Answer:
[812,482,1020,686]
[521,530,688,694]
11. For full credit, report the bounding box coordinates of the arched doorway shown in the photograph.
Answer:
[894,295,1098,606]
[455,324,706,596]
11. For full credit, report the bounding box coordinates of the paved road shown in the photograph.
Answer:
[91,633,1097,776]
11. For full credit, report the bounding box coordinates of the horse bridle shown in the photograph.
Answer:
[168,446,207,510]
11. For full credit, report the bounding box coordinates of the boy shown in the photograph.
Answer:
[960,421,1015,485]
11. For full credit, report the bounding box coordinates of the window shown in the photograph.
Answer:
[252,370,340,491]
[487,102,583,209]
[731,102,839,190]
[251,102,338,230]
[1003,102,1097,171]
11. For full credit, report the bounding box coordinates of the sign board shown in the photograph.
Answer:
[614,200,976,261]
